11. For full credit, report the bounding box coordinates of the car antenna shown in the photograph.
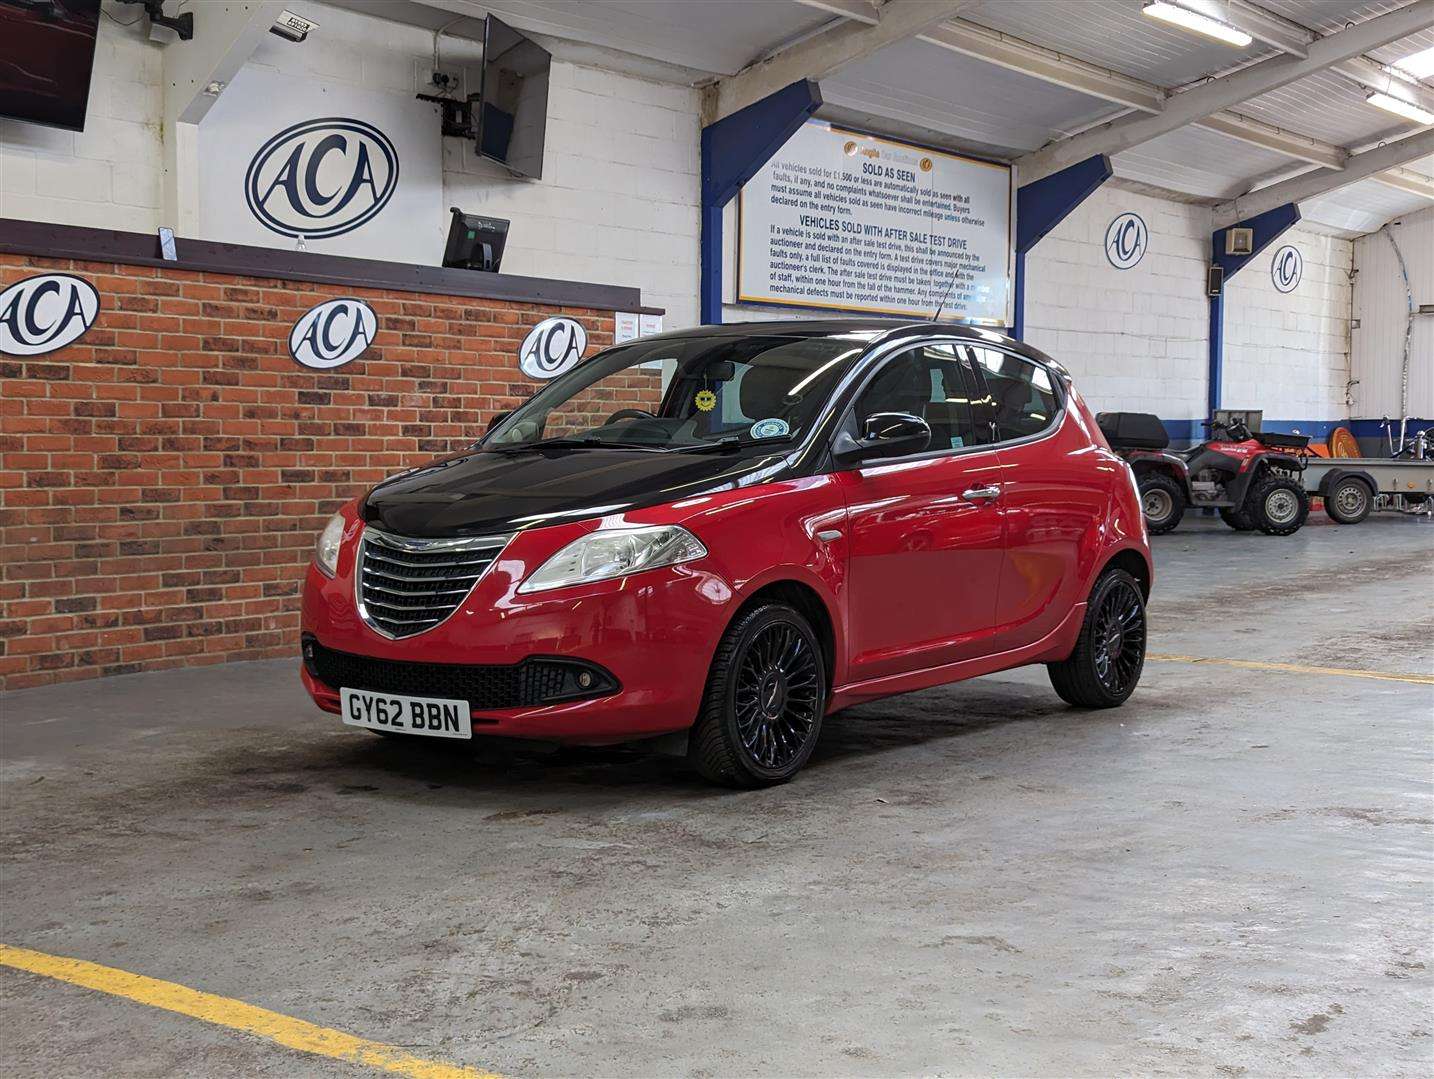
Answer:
[930,271,959,322]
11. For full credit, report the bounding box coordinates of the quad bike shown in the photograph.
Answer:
[1097,412,1310,536]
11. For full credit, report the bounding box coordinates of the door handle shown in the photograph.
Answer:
[962,484,1001,502]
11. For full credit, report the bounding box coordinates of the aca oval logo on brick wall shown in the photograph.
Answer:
[1271,244,1302,293]
[289,298,377,369]
[245,118,400,239]
[519,317,588,380]
[0,273,100,357]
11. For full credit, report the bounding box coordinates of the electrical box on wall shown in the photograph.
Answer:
[1225,228,1254,256]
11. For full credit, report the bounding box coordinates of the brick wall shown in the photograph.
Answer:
[0,253,618,690]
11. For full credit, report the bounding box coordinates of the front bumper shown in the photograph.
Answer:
[299,516,735,744]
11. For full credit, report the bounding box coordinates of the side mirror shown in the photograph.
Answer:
[832,411,931,465]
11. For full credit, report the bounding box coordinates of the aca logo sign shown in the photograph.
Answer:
[1271,245,1302,293]
[244,118,399,240]
[1104,212,1147,270]
[0,273,100,356]
[289,298,377,369]
[519,317,588,380]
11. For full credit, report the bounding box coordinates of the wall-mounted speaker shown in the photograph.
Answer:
[1225,227,1254,256]
[1207,265,1224,296]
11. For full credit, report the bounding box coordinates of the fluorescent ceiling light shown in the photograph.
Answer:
[1142,2,1253,47]
[1366,90,1434,126]
[1393,45,1434,81]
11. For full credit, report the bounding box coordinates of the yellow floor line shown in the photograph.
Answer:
[1147,653,1434,686]
[0,944,502,1079]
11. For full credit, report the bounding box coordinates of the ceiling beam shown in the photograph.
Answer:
[1371,166,1434,200]
[1335,56,1434,116]
[1214,128,1434,226]
[708,0,970,123]
[920,21,1166,113]
[1222,1,1434,114]
[1017,0,1434,182]
[1194,112,1348,170]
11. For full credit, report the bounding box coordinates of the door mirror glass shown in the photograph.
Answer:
[834,411,931,463]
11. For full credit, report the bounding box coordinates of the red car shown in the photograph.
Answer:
[301,320,1152,787]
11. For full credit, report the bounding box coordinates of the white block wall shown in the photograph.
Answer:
[444,63,700,329]
[1022,188,1210,419]
[0,2,163,232]
[1223,227,1352,421]
[0,2,701,328]
[1351,206,1434,420]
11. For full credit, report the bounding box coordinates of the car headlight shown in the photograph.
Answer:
[314,513,345,577]
[518,525,706,594]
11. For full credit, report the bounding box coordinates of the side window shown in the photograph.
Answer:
[968,348,1060,442]
[855,345,980,452]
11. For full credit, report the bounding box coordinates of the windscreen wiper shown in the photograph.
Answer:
[660,437,744,454]
[488,437,664,453]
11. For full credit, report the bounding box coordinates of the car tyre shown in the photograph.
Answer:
[1047,568,1147,709]
[1137,472,1185,534]
[1325,475,1373,524]
[1219,506,1256,531]
[1250,474,1309,535]
[690,603,827,788]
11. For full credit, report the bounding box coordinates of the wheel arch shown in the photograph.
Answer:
[1318,467,1377,497]
[1098,547,1152,600]
[727,576,839,693]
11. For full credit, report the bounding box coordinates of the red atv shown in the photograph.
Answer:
[1097,413,1310,535]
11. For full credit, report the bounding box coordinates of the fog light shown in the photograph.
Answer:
[577,671,593,689]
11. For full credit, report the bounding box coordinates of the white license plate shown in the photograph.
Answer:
[340,688,472,739]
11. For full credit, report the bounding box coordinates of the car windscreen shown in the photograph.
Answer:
[484,332,874,451]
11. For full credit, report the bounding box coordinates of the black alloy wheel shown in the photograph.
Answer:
[1048,568,1147,708]
[690,603,827,787]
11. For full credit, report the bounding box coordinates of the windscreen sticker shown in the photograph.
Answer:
[750,418,789,439]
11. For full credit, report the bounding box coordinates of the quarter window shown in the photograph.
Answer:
[966,348,1060,442]
[855,344,982,452]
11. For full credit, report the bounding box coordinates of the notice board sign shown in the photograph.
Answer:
[738,122,1013,325]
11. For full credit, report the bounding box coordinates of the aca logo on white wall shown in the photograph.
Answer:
[289,298,377,369]
[1104,213,1148,270]
[245,118,400,239]
[0,274,100,356]
[1271,245,1302,293]
[519,318,588,379]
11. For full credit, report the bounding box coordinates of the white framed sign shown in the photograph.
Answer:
[0,273,100,356]
[1104,213,1148,270]
[289,298,377,369]
[198,66,442,264]
[520,318,587,379]
[738,121,1014,325]
[1271,245,1302,293]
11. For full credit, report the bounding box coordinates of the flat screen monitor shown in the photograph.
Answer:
[477,15,550,180]
[0,0,101,131]
[442,208,509,273]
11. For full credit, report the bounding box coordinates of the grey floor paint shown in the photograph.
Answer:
[2,514,1431,1077]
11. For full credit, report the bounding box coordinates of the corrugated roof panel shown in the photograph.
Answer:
[1237,69,1419,147]
[1113,123,1301,198]
[961,0,1273,87]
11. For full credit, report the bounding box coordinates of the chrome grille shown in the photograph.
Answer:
[356,527,509,639]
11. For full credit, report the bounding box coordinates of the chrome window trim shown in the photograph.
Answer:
[816,335,1069,470]
[355,526,512,640]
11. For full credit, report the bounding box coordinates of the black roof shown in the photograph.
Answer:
[639,318,1061,371]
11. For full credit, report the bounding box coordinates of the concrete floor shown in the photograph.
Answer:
[2,513,1431,1077]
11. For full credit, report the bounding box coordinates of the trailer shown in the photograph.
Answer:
[1301,458,1434,524]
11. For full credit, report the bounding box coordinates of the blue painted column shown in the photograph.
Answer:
[1206,203,1299,418]
[1012,154,1112,339]
[700,79,822,325]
